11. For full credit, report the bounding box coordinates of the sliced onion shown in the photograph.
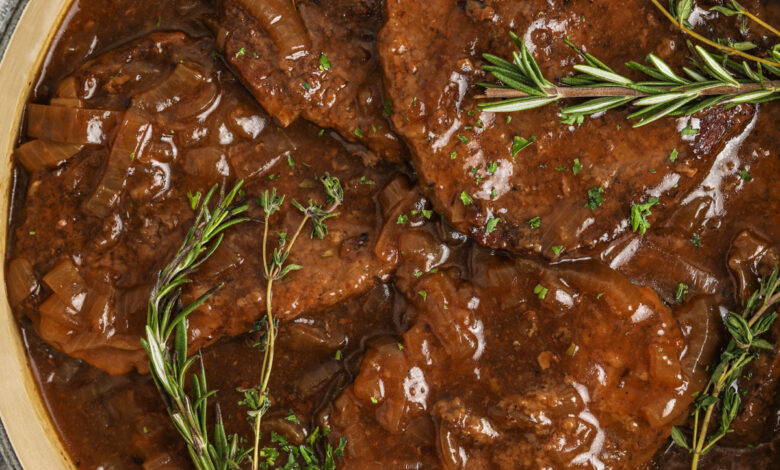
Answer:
[286,322,346,352]
[38,294,79,348]
[55,76,79,98]
[13,140,83,171]
[296,360,342,397]
[132,64,218,119]
[378,176,414,217]
[26,104,121,145]
[235,0,311,67]
[7,257,39,306]
[181,146,232,182]
[262,413,307,445]
[116,284,152,321]
[141,453,175,470]
[83,282,116,332]
[83,110,153,217]
[50,97,84,108]
[42,258,87,310]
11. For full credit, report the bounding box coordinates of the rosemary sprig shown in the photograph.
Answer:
[142,181,251,470]
[478,32,779,126]
[245,174,344,470]
[671,266,780,470]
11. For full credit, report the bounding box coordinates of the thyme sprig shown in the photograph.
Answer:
[478,32,779,127]
[247,174,344,470]
[671,266,780,470]
[142,181,251,470]
[654,0,780,67]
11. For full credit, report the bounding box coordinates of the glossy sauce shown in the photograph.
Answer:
[5,0,780,469]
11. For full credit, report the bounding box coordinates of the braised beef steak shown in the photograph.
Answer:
[378,0,754,256]
[9,32,402,374]
[221,0,405,165]
[331,247,700,469]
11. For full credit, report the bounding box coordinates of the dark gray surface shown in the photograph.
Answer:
[1,0,30,466]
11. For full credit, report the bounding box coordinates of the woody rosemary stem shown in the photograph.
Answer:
[479,80,780,99]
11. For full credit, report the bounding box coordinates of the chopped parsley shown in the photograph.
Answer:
[317,128,325,136]
[561,114,584,126]
[418,290,428,301]
[669,148,678,162]
[287,155,295,167]
[370,397,378,404]
[505,115,512,124]
[457,135,469,144]
[691,234,702,247]
[384,98,393,116]
[302,81,311,91]
[572,158,583,175]
[319,53,331,70]
[421,209,433,219]
[450,151,457,159]
[396,214,408,225]
[234,47,246,58]
[460,191,473,205]
[680,125,698,136]
[551,245,563,256]
[354,128,364,138]
[527,216,541,229]
[486,161,498,174]
[511,135,536,157]
[585,187,605,210]
[533,284,549,300]
[334,350,342,360]
[359,176,375,185]
[675,283,688,304]
[740,169,752,181]
[485,217,500,234]
[130,151,136,161]
[629,197,659,235]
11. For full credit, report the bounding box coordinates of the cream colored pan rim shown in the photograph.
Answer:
[0,0,77,468]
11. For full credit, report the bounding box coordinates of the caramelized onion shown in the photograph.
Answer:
[182,146,232,182]
[296,360,342,397]
[83,282,116,332]
[141,453,175,470]
[378,176,414,217]
[286,322,346,352]
[234,0,311,67]
[262,413,307,445]
[55,76,78,98]
[13,140,83,171]
[42,258,87,310]
[83,110,152,217]
[26,104,120,145]
[38,294,79,348]
[132,64,218,119]
[7,257,39,306]
[50,97,84,108]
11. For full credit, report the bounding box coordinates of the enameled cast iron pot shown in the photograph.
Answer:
[0,0,78,467]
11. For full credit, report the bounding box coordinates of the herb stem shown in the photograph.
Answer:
[649,0,780,67]
[479,80,779,100]
[250,183,342,470]
[690,278,780,469]
[731,1,780,38]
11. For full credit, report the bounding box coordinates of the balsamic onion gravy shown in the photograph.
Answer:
[4,0,780,468]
